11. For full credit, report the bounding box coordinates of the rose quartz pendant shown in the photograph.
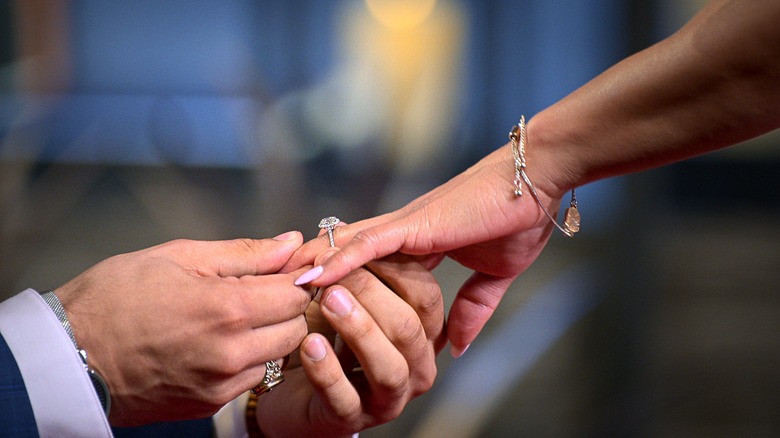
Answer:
[563,206,581,234]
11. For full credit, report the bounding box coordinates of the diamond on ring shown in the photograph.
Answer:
[250,360,285,396]
[318,216,340,247]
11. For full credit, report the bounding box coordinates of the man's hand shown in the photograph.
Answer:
[55,234,314,426]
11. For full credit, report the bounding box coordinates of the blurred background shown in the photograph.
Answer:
[1,0,778,436]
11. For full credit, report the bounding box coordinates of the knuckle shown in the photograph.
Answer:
[371,392,406,424]
[232,237,259,253]
[373,363,409,400]
[417,289,444,319]
[269,316,308,357]
[162,238,195,252]
[393,313,425,347]
[330,398,363,429]
[351,229,374,245]
[340,396,362,421]
[209,344,246,376]
[283,316,309,349]
[412,357,438,396]
[280,279,312,311]
[348,316,375,344]
[338,273,373,299]
[351,230,382,257]
[214,298,251,330]
[373,409,402,426]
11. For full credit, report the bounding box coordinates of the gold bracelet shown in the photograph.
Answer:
[245,393,264,438]
[509,116,580,237]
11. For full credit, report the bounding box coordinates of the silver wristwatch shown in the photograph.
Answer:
[40,290,111,415]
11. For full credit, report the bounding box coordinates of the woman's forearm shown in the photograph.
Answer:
[292,0,780,360]
[530,0,780,192]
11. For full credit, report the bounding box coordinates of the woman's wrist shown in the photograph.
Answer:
[506,116,581,236]
[526,112,585,199]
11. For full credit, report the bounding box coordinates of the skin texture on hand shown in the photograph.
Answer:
[288,0,780,359]
[530,0,780,189]
[259,249,446,437]
[285,147,563,357]
[55,234,314,426]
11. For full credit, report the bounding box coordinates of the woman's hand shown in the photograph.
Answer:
[286,143,566,357]
[258,250,446,437]
[55,234,314,426]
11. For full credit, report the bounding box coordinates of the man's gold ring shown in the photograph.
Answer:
[250,360,284,396]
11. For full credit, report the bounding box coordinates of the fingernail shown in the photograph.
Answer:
[273,230,298,241]
[304,337,327,362]
[295,266,323,286]
[450,343,470,358]
[324,288,353,317]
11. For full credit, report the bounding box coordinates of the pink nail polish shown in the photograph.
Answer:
[450,343,470,358]
[295,266,323,286]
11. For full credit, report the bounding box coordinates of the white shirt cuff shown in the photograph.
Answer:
[0,289,113,437]
[213,392,249,438]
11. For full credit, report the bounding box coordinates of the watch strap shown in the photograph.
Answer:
[40,290,79,347]
[40,290,111,415]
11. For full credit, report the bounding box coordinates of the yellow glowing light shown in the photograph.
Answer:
[364,0,438,30]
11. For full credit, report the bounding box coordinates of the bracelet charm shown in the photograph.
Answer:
[563,192,581,234]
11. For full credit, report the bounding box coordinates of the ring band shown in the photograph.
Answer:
[318,216,340,247]
[250,360,284,396]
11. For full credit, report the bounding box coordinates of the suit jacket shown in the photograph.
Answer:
[0,332,38,437]
[0,333,213,438]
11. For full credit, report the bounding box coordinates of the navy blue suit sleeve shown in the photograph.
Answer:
[112,418,214,438]
[0,332,39,437]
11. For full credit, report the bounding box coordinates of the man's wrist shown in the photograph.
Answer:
[0,289,113,435]
[40,290,111,415]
